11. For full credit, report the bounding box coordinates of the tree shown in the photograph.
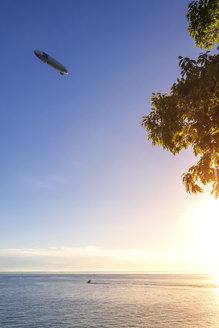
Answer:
[142,0,219,197]
[142,50,219,197]
[187,0,219,49]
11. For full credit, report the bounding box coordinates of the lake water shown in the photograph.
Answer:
[0,274,219,327]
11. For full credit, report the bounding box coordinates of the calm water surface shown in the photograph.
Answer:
[0,274,219,327]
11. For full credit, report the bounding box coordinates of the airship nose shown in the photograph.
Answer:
[34,50,41,58]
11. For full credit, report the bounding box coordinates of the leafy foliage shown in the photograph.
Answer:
[142,51,219,197]
[187,0,219,49]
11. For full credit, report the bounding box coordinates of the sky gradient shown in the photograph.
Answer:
[0,0,218,272]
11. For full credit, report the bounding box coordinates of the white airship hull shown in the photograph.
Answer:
[34,50,69,75]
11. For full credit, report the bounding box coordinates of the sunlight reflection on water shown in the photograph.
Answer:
[0,274,219,328]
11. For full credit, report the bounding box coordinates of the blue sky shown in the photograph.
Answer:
[0,0,217,272]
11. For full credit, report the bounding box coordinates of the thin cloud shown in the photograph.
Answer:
[23,174,68,190]
[0,247,194,272]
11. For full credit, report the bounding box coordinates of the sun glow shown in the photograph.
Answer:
[212,273,219,285]
[192,199,219,273]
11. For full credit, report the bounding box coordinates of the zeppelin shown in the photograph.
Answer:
[34,50,69,75]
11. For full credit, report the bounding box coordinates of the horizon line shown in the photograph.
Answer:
[0,270,212,275]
